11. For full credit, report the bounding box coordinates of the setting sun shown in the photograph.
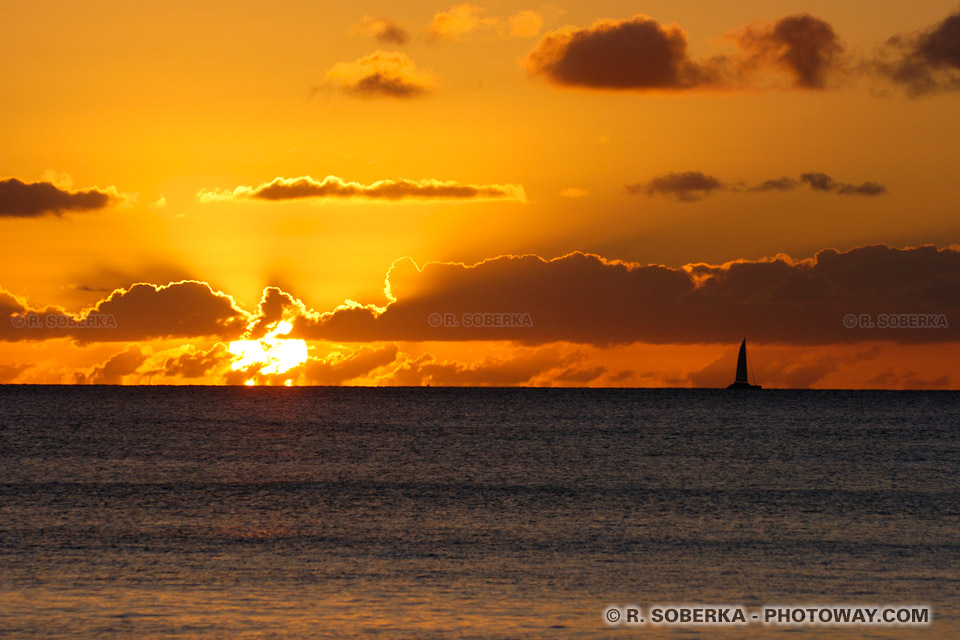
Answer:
[228,320,308,378]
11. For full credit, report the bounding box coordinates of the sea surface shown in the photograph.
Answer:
[0,387,958,638]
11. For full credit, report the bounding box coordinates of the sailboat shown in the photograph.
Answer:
[727,339,762,389]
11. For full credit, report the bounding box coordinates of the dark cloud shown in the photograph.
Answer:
[163,343,231,378]
[747,177,798,192]
[301,344,399,385]
[799,172,836,191]
[8,245,958,354]
[376,23,410,45]
[731,14,844,89]
[2,281,250,342]
[246,287,302,338]
[198,176,525,203]
[553,365,607,383]
[84,345,148,384]
[799,172,887,196]
[352,17,411,45]
[526,12,845,92]
[286,245,960,346]
[874,10,960,95]
[628,171,725,201]
[526,14,716,90]
[352,72,425,97]
[528,8,960,96]
[0,178,120,218]
[837,182,887,196]
[628,171,886,201]
[377,347,614,387]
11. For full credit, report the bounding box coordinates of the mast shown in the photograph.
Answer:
[735,339,749,383]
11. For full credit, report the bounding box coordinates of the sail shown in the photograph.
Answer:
[735,339,749,383]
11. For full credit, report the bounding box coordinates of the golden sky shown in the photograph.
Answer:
[2,0,959,387]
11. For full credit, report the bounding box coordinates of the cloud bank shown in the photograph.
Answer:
[198,175,526,203]
[629,172,725,201]
[5,246,957,350]
[629,170,887,201]
[2,281,249,342]
[279,245,959,346]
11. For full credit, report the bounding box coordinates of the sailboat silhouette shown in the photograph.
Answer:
[727,339,762,389]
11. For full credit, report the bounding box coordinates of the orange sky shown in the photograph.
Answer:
[2,0,959,387]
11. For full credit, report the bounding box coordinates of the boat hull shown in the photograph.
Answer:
[727,381,762,389]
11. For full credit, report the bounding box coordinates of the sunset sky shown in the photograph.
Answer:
[2,0,959,387]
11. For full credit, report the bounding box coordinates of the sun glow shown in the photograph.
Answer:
[229,320,308,378]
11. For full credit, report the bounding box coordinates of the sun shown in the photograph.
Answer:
[228,320,308,381]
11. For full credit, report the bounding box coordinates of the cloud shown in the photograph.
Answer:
[301,344,399,385]
[526,14,714,90]
[198,175,526,203]
[0,178,123,218]
[628,170,886,201]
[552,363,607,383]
[284,245,960,346]
[868,369,952,390]
[84,344,149,384]
[324,50,436,98]
[245,287,305,339]
[8,245,959,357]
[426,4,548,41]
[388,346,574,386]
[224,334,628,386]
[2,281,250,342]
[729,13,844,89]
[872,9,960,95]
[559,187,588,198]
[747,177,798,192]
[526,12,845,91]
[351,17,410,45]
[0,362,32,383]
[67,263,198,304]
[427,3,495,41]
[163,343,232,378]
[799,172,887,196]
[628,171,725,201]
[507,10,545,39]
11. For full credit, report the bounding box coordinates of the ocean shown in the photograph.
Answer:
[0,386,957,638]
